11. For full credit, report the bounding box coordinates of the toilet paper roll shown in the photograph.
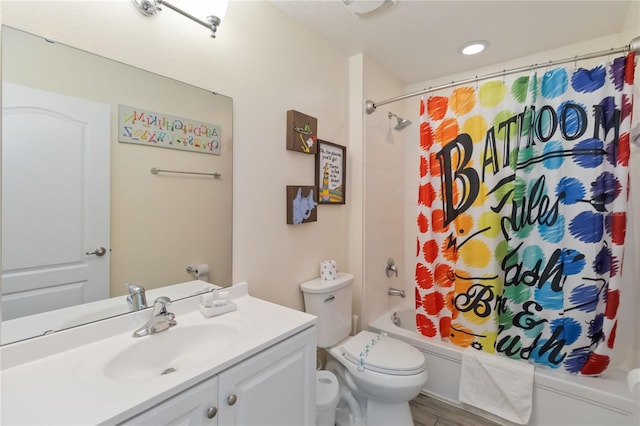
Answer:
[193,263,210,281]
[627,368,640,396]
[320,260,337,281]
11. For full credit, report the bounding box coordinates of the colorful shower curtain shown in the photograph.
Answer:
[415,53,636,376]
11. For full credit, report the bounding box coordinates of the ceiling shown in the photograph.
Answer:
[270,0,634,85]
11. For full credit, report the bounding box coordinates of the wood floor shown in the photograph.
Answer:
[410,393,502,426]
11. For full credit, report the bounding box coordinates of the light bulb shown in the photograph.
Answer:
[460,41,488,56]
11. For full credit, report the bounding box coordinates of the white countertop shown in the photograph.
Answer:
[0,282,316,425]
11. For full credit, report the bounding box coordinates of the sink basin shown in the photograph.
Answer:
[103,323,239,382]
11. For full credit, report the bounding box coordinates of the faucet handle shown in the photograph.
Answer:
[385,258,398,278]
[152,296,172,315]
[125,283,145,295]
[125,283,147,311]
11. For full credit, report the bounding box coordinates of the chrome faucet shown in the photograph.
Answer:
[385,258,398,278]
[388,287,406,298]
[132,296,177,338]
[126,283,147,311]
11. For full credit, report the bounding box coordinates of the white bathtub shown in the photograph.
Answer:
[368,307,639,426]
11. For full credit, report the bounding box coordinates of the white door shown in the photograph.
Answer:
[2,82,110,320]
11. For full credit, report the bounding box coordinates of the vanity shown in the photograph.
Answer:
[0,282,317,425]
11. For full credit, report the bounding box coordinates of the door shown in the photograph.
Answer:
[2,82,110,320]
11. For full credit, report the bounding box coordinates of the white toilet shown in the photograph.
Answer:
[301,273,428,426]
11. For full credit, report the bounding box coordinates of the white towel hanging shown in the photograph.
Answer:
[459,348,535,425]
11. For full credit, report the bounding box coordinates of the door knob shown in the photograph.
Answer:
[86,247,107,256]
[227,394,237,405]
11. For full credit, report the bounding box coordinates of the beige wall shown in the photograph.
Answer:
[1,1,351,313]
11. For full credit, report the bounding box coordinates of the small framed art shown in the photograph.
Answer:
[286,110,317,154]
[286,185,318,224]
[315,140,346,204]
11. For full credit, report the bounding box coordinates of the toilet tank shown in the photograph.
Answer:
[300,273,354,348]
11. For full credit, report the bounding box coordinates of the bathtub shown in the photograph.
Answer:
[368,307,639,426]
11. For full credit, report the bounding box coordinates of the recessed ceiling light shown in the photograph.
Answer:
[342,0,395,17]
[460,41,488,56]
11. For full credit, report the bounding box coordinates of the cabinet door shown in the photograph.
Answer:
[218,328,316,426]
[121,377,219,426]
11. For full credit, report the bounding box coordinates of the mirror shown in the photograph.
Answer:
[1,26,233,344]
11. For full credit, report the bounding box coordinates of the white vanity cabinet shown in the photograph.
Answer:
[0,285,318,426]
[120,377,219,425]
[122,327,316,426]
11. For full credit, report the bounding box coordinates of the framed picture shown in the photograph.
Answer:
[315,140,346,204]
[286,110,317,154]
[286,185,318,224]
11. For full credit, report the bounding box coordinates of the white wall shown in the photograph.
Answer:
[1,0,352,313]
[360,55,407,326]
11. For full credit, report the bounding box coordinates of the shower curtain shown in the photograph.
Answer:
[415,53,636,376]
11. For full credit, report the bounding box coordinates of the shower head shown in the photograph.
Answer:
[388,112,412,131]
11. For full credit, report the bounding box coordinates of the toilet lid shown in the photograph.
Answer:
[340,331,425,376]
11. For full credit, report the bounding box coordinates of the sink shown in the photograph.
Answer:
[103,323,239,382]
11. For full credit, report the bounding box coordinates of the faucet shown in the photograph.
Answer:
[132,297,177,338]
[388,287,406,298]
[125,283,147,311]
[385,258,398,278]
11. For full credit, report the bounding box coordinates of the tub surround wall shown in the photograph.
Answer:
[360,55,407,326]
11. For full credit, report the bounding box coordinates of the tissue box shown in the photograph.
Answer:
[320,260,337,281]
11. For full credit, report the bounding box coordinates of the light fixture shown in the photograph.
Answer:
[341,0,395,17]
[460,40,488,56]
[133,0,228,38]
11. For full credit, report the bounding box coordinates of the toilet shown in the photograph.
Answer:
[301,273,428,426]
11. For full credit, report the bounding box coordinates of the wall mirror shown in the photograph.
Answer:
[1,26,233,345]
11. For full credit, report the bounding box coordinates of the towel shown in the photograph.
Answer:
[459,348,534,425]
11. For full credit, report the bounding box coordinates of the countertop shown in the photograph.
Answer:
[0,282,316,425]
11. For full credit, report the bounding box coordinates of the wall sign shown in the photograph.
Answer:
[118,105,221,155]
[316,140,346,204]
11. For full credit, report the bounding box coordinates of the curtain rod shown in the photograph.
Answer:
[365,36,640,114]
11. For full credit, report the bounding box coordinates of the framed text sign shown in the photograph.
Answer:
[118,105,221,155]
[316,140,346,204]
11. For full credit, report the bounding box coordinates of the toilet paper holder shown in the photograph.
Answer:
[186,263,210,280]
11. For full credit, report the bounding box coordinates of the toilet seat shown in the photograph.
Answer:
[339,331,425,376]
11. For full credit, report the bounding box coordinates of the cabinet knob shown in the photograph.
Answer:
[227,394,238,406]
[207,406,218,419]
